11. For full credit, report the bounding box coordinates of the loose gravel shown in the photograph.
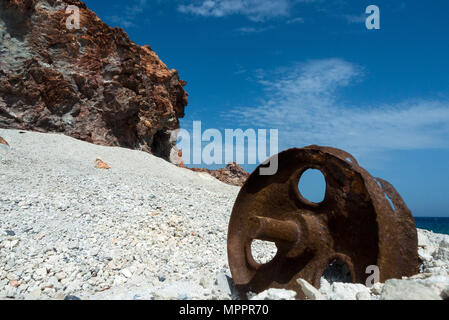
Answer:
[0,129,244,300]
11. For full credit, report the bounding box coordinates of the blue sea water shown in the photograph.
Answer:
[415,217,449,235]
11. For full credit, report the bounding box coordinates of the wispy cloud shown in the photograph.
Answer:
[234,64,247,75]
[286,17,304,24]
[107,0,149,28]
[225,59,449,155]
[178,0,296,22]
[343,13,366,24]
[234,25,275,34]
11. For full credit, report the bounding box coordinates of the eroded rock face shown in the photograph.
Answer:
[0,0,188,160]
[190,162,250,187]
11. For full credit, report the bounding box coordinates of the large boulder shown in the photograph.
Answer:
[380,278,444,300]
[0,0,188,161]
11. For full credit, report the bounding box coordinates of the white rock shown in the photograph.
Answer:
[356,291,372,300]
[6,273,19,281]
[45,276,60,290]
[413,275,449,292]
[380,279,442,300]
[4,286,18,298]
[319,278,332,293]
[113,275,127,286]
[26,289,42,300]
[6,239,19,248]
[215,272,234,297]
[441,239,449,249]
[296,278,324,300]
[418,247,433,262]
[43,287,56,296]
[121,269,132,278]
[33,267,47,280]
[55,272,67,281]
[418,230,430,247]
[250,288,297,300]
[322,282,371,300]
[433,247,449,261]
[407,273,434,280]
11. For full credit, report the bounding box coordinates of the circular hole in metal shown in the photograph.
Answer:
[250,240,277,264]
[322,258,352,284]
[298,169,326,204]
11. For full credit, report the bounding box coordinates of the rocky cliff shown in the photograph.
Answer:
[0,0,188,161]
[189,162,250,187]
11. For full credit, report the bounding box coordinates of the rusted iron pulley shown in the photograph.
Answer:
[227,146,418,299]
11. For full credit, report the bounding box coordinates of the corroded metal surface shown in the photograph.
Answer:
[227,146,418,299]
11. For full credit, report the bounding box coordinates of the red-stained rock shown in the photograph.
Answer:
[190,162,250,187]
[0,136,8,146]
[94,157,110,170]
[0,0,188,161]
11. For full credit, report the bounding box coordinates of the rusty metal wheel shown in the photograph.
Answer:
[227,146,418,299]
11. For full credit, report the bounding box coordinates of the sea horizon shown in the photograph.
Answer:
[415,217,449,235]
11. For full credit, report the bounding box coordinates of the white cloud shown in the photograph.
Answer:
[178,0,292,21]
[226,59,449,155]
[107,0,149,28]
[234,25,274,34]
[286,17,304,24]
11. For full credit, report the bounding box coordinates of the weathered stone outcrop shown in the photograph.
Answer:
[190,162,250,187]
[0,0,188,160]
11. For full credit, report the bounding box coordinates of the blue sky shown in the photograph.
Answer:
[84,0,449,217]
